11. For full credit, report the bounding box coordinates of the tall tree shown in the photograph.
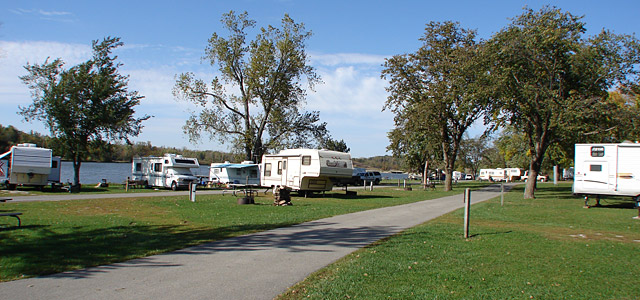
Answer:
[488,6,640,198]
[19,37,149,189]
[174,11,327,162]
[320,137,350,153]
[383,21,491,191]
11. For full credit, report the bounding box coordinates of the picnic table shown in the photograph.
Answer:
[0,198,22,227]
[223,184,270,197]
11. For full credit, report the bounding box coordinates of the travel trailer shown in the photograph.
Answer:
[261,149,353,193]
[210,161,260,185]
[131,154,199,190]
[478,168,506,181]
[573,143,640,204]
[0,144,60,189]
[505,168,523,181]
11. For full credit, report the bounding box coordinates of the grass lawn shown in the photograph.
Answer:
[0,181,489,282]
[0,183,215,197]
[278,183,640,299]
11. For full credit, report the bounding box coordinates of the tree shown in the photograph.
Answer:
[383,21,492,191]
[19,37,149,188]
[488,6,640,198]
[174,11,327,162]
[320,137,350,153]
[458,135,491,178]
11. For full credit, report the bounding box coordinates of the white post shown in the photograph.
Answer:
[464,188,471,238]
[189,183,197,202]
[370,181,373,191]
[403,179,406,188]
[553,165,558,185]
[501,182,504,206]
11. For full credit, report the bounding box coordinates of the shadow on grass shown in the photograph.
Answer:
[1,220,400,280]
[470,230,513,238]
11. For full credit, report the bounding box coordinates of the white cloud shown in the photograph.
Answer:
[309,52,387,66]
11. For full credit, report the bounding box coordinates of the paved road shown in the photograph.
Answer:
[0,184,512,300]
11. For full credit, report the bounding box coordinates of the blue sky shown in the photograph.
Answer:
[1,0,638,158]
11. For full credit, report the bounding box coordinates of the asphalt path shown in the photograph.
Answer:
[0,183,513,300]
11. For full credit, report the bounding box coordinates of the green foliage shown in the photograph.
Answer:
[319,137,350,153]
[351,155,403,172]
[383,21,491,190]
[18,37,150,186]
[174,11,327,162]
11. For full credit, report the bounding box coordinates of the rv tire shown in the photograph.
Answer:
[171,181,178,191]
[144,181,149,189]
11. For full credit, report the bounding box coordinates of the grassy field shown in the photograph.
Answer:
[278,183,640,299]
[0,183,182,197]
[0,182,489,282]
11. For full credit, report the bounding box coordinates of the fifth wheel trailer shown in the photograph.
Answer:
[573,143,640,213]
[261,149,353,194]
[0,143,60,189]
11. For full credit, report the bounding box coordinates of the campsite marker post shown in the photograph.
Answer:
[464,188,471,238]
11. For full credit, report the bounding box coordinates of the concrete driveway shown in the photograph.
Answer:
[0,184,511,300]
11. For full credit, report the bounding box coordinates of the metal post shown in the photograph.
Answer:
[189,182,197,202]
[501,182,504,207]
[126,177,129,192]
[553,165,558,185]
[370,181,373,191]
[403,179,406,188]
[464,188,471,238]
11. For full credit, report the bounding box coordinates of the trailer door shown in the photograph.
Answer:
[616,146,640,195]
[583,160,611,192]
[286,156,301,189]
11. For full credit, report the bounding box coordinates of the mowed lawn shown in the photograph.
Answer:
[0,182,488,282]
[279,183,640,299]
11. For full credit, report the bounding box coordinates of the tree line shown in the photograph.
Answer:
[0,124,242,164]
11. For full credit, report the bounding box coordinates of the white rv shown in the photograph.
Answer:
[131,154,199,190]
[573,143,640,200]
[505,168,523,181]
[0,144,60,189]
[261,149,353,193]
[478,168,506,181]
[210,161,260,185]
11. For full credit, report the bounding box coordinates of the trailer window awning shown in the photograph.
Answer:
[211,164,258,169]
[0,151,10,160]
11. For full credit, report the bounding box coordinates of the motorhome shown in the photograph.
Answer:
[573,143,640,202]
[0,144,59,189]
[210,161,260,185]
[131,154,199,190]
[478,168,506,181]
[261,149,353,193]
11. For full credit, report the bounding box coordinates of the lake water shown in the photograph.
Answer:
[60,161,408,184]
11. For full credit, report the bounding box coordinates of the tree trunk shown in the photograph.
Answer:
[523,151,544,199]
[422,160,429,186]
[72,154,82,191]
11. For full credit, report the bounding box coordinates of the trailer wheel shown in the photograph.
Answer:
[144,181,149,189]
[171,181,178,191]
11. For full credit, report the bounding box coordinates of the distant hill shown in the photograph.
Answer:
[352,155,404,172]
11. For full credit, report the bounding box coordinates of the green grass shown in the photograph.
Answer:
[278,183,640,299]
[0,182,490,282]
[0,183,187,197]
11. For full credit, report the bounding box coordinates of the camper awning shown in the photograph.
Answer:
[0,151,10,160]
[211,163,257,169]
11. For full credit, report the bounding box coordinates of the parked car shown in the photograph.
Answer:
[357,171,381,185]
[521,171,548,182]
[465,174,474,180]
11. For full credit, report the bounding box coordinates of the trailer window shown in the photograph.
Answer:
[154,163,162,172]
[302,156,311,165]
[590,164,602,172]
[264,163,272,177]
[591,146,605,157]
[135,163,142,172]
[277,161,283,175]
